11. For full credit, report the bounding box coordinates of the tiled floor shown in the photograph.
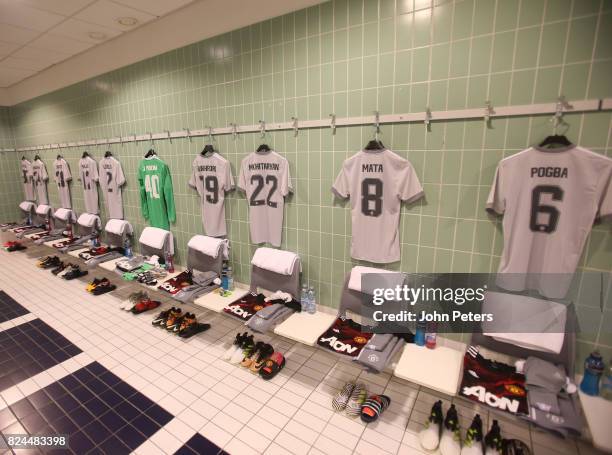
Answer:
[0,291,29,323]
[0,245,605,455]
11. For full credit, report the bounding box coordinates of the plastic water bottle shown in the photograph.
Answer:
[165,252,175,273]
[580,351,605,396]
[226,266,234,291]
[124,237,133,258]
[300,284,309,312]
[425,322,437,349]
[601,364,612,401]
[415,318,426,346]
[221,262,228,291]
[307,286,317,314]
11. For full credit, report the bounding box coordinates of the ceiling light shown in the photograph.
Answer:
[88,32,107,40]
[117,17,138,26]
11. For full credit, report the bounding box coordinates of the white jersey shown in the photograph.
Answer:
[53,158,72,208]
[78,156,99,214]
[188,153,234,237]
[98,156,126,219]
[333,148,424,263]
[32,159,49,205]
[21,160,35,202]
[487,145,612,298]
[238,150,292,247]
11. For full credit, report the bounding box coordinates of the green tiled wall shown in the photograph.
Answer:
[3,0,612,364]
[0,107,21,220]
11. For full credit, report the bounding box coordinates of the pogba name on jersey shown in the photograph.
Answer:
[197,165,217,172]
[530,167,568,178]
[362,164,383,172]
[248,163,280,171]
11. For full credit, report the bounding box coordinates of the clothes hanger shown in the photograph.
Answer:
[201,144,215,156]
[56,154,62,160]
[104,150,113,158]
[82,151,89,158]
[34,154,41,160]
[364,139,385,150]
[538,97,573,149]
[538,134,572,148]
[365,111,385,150]
[21,156,27,161]
[256,144,271,153]
[144,148,156,158]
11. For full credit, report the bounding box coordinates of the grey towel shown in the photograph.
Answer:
[355,336,403,373]
[528,386,561,415]
[523,394,583,438]
[365,333,393,351]
[524,357,566,393]
[247,306,294,333]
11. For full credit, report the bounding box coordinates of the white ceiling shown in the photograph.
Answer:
[0,0,326,106]
[0,0,195,87]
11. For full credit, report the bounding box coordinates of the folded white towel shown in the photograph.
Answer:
[35,204,51,216]
[105,219,133,236]
[19,201,36,212]
[53,208,75,222]
[251,247,300,275]
[139,227,174,255]
[348,266,406,295]
[482,291,566,354]
[77,213,100,229]
[187,235,229,259]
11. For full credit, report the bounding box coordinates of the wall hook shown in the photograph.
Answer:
[165,130,172,144]
[206,126,213,143]
[148,132,153,145]
[484,101,494,128]
[329,113,336,135]
[373,111,381,139]
[259,120,266,139]
[552,95,570,134]
[230,123,238,140]
[424,108,432,130]
[184,128,192,143]
[291,117,298,137]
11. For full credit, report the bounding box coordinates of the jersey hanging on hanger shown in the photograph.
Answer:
[138,155,176,230]
[32,158,49,205]
[238,150,292,247]
[21,160,35,202]
[188,153,234,237]
[53,158,72,208]
[332,148,424,263]
[487,145,612,299]
[78,156,99,214]
[99,156,126,219]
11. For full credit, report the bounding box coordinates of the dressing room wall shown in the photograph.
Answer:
[1,0,611,362]
[0,107,22,220]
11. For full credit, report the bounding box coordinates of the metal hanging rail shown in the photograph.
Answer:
[3,97,611,153]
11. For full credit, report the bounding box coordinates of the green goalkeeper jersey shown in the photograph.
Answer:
[137,156,176,230]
